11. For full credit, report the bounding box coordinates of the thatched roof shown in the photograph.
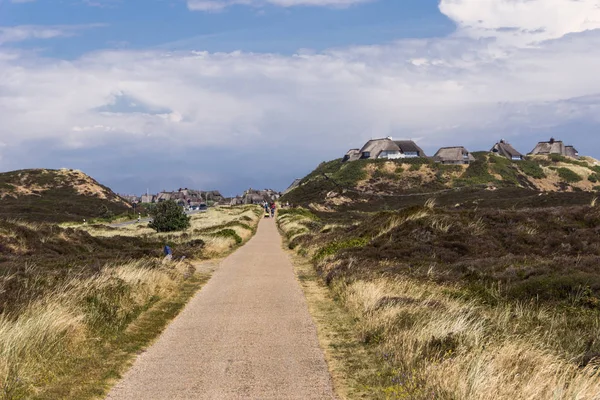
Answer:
[394,140,427,157]
[358,138,399,158]
[343,149,361,162]
[565,146,580,158]
[433,147,475,163]
[346,138,426,160]
[491,140,524,159]
[529,138,578,158]
[529,138,565,155]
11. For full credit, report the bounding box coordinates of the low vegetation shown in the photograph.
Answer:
[284,154,600,212]
[278,200,600,399]
[0,205,261,398]
[0,169,131,223]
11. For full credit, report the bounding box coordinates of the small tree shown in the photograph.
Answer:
[148,200,191,232]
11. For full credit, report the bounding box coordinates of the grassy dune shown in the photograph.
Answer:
[0,205,261,399]
[278,203,600,399]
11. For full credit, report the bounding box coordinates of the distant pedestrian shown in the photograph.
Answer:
[270,202,276,218]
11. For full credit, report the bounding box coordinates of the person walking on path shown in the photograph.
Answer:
[270,202,276,218]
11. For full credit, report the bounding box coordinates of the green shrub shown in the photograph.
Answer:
[313,237,370,261]
[333,161,369,187]
[458,159,495,185]
[519,160,547,179]
[549,154,589,168]
[589,174,599,183]
[212,229,242,244]
[489,156,519,184]
[557,168,583,183]
[549,154,567,163]
[148,200,191,232]
[409,164,421,172]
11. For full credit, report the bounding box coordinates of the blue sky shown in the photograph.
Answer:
[1,0,600,196]
[1,0,454,56]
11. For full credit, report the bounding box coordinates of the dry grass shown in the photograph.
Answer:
[0,259,184,398]
[78,206,261,257]
[279,206,600,399]
[333,276,600,399]
[0,205,262,398]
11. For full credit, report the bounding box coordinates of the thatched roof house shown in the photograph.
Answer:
[529,138,579,158]
[491,140,524,161]
[343,149,361,162]
[343,137,426,162]
[433,147,476,165]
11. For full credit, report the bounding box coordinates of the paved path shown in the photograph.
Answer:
[107,219,336,400]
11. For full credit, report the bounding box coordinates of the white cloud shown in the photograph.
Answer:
[0,24,105,45]
[187,0,374,12]
[440,0,600,46]
[3,0,600,191]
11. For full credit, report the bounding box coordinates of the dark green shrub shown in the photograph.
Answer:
[313,237,370,261]
[212,229,242,244]
[458,159,495,185]
[549,154,566,163]
[557,168,583,183]
[589,174,599,183]
[519,160,547,179]
[148,200,191,232]
[409,164,421,172]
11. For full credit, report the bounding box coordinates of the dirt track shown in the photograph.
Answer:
[106,218,335,399]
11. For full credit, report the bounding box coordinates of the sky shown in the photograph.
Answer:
[1,0,600,196]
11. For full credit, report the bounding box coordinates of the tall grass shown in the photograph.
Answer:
[0,260,184,398]
[338,278,600,399]
[0,206,262,398]
[278,208,600,399]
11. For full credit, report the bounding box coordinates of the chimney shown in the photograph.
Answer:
[386,136,393,140]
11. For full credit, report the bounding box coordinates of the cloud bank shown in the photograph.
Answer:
[2,0,600,194]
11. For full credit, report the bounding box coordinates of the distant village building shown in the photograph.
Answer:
[139,189,224,206]
[230,196,244,206]
[120,195,140,204]
[140,194,155,203]
[529,138,579,158]
[433,147,476,165]
[239,188,281,205]
[343,137,426,162]
[490,139,524,161]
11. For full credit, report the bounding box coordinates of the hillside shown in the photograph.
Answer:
[283,153,600,212]
[0,168,131,222]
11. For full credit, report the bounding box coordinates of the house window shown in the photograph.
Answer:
[362,152,371,159]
